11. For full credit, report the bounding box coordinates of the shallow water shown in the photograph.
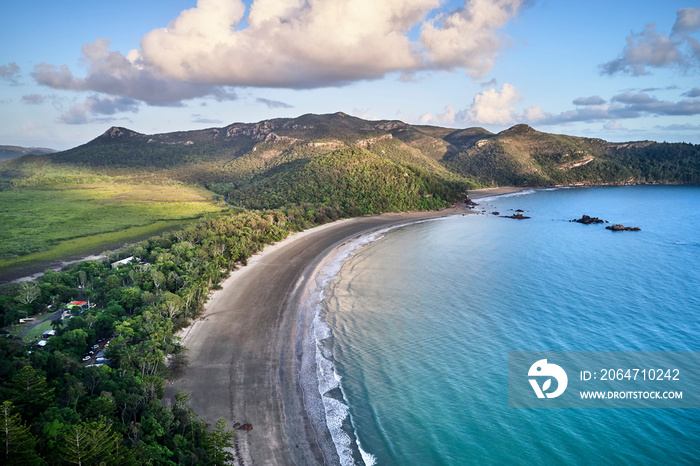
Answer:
[320,186,700,465]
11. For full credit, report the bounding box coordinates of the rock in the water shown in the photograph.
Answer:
[571,214,605,224]
[606,224,641,231]
[492,211,500,215]
[238,423,253,431]
[501,211,530,219]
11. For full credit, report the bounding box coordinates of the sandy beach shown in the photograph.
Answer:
[164,189,527,465]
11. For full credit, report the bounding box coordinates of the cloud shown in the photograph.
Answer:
[682,87,700,98]
[256,97,293,109]
[601,7,700,76]
[420,83,543,126]
[424,85,700,129]
[34,0,524,105]
[655,123,700,131]
[603,120,624,131]
[0,62,20,83]
[420,105,457,125]
[480,78,498,87]
[191,114,223,124]
[672,7,700,35]
[573,96,606,106]
[536,91,700,125]
[419,0,523,78]
[59,95,140,124]
[641,85,679,92]
[21,94,46,105]
[33,38,238,106]
[611,92,656,105]
[463,83,523,124]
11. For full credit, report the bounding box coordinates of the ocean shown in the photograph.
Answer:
[311,186,700,465]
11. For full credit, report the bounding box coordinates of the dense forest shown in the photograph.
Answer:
[0,209,303,464]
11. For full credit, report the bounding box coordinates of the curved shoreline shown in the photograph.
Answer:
[164,207,478,465]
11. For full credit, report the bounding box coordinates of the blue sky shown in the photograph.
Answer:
[1,0,699,150]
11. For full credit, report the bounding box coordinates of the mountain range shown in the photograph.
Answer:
[0,145,56,162]
[2,112,699,214]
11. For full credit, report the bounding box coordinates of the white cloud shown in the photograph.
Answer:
[420,105,457,125]
[464,83,522,124]
[34,0,524,105]
[601,7,700,76]
[422,85,700,129]
[33,38,238,106]
[420,0,523,78]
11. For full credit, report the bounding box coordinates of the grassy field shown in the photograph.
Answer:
[22,319,54,343]
[0,182,227,270]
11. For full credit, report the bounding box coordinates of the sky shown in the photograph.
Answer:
[1,0,699,150]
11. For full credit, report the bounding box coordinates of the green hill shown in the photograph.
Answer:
[1,112,699,271]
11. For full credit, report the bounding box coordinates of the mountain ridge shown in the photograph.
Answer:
[0,145,57,162]
[3,113,699,205]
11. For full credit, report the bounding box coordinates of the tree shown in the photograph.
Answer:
[61,329,89,358]
[159,292,184,319]
[150,270,165,290]
[4,366,54,419]
[118,287,141,313]
[104,275,120,292]
[0,401,41,465]
[208,418,235,465]
[58,419,121,466]
[16,282,40,306]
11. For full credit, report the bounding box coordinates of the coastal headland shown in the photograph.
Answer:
[164,188,517,465]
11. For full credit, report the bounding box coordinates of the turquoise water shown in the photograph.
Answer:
[323,186,700,465]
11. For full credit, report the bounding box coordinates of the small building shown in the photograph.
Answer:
[111,256,134,269]
[37,340,47,347]
[42,329,56,339]
[67,301,89,312]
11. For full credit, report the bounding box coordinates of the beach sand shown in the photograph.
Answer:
[164,190,528,465]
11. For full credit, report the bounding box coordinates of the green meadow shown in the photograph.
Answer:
[0,182,226,270]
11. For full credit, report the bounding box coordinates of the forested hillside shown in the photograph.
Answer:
[1,112,698,271]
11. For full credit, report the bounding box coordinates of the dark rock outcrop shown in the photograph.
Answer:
[571,215,606,224]
[501,210,530,219]
[606,224,641,231]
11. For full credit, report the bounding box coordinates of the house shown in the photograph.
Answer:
[111,256,134,269]
[42,329,56,339]
[37,340,47,347]
[67,301,89,312]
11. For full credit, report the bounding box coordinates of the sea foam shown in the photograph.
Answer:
[300,225,402,466]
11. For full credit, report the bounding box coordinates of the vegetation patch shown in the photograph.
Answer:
[0,183,226,266]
